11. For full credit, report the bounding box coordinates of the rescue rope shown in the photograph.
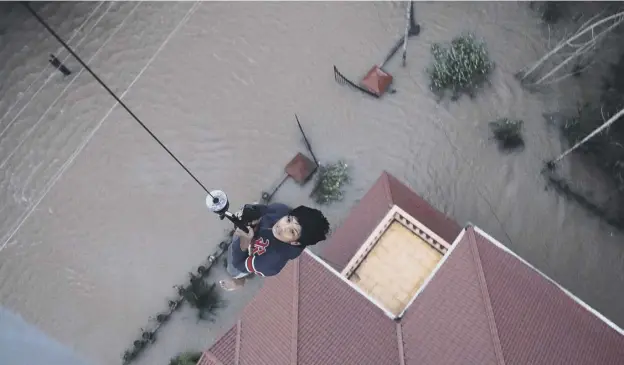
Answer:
[23,2,214,199]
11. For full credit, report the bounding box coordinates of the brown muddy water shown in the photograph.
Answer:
[0,2,623,365]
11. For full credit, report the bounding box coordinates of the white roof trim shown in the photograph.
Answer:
[392,205,452,250]
[341,205,451,277]
[340,206,397,277]
[305,249,398,320]
[397,227,467,319]
[472,226,624,336]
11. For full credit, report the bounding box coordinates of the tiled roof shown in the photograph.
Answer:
[400,227,502,365]
[472,227,624,364]
[199,173,624,365]
[399,226,624,364]
[199,252,399,365]
[322,171,460,271]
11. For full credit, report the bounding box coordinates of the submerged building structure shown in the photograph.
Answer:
[198,172,624,365]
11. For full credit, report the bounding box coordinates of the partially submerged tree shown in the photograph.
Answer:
[546,49,624,221]
[427,33,494,101]
[311,160,350,205]
[530,1,567,24]
[517,10,624,87]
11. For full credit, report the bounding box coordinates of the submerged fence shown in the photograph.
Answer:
[333,66,380,98]
[543,169,624,231]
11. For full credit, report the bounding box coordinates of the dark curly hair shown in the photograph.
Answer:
[289,206,330,247]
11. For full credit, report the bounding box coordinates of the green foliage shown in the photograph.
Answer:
[489,118,525,151]
[427,33,494,101]
[178,276,224,321]
[311,161,350,205]
[169,351,202,365]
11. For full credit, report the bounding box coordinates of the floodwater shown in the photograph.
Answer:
[0,2,622,365]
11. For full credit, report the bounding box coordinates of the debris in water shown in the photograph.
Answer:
[285,152,317,184]
[48,53,72,76]
[427,33,494,101]
[489,118,525,151]
[361,66,394,97]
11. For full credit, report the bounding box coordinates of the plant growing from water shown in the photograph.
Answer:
[489,118,525,151]
[121,241,230,364]
[311,160,350,205]
[427,32,494,101]
[169,351,202,365]
[178,276,224,321]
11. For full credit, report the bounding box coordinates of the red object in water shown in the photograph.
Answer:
[361,65,393,96]
[284,152,317,184]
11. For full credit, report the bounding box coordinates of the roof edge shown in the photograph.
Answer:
[304,249,398,320]
[380,171,394,207]
[397,226,469,319]
[197,350,226,365]
[472,225,624,336]
[340,205,397,277]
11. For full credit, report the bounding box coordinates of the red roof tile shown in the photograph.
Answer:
[201,173,624,365]
[197,326,237,365]
[321,172,394,271]
[203,252,398,365]
[385,172,461,244]
[473,228,624,365]
[400,229,502,365]
[296,253,399,365]
[239,260,297,365]
[322,171,460,271]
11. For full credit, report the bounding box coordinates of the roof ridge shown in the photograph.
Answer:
[234,319,242,365]
[304,250,397,319]
[291,258,300,365]
[468,228,506,365]
[380,171,394,207]
[396,323,406,365]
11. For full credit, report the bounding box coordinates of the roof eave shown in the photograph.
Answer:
[471,225,624,336]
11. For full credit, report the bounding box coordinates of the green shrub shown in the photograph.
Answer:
[489,118,525,151]
[427,33,494,101]
[178,277,223,321]
[169,351,202,365]
[311,161,350,205]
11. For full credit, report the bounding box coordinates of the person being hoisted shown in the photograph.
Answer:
[219,203,329,291]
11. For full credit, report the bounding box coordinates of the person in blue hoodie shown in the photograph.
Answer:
[219,203,329,291]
